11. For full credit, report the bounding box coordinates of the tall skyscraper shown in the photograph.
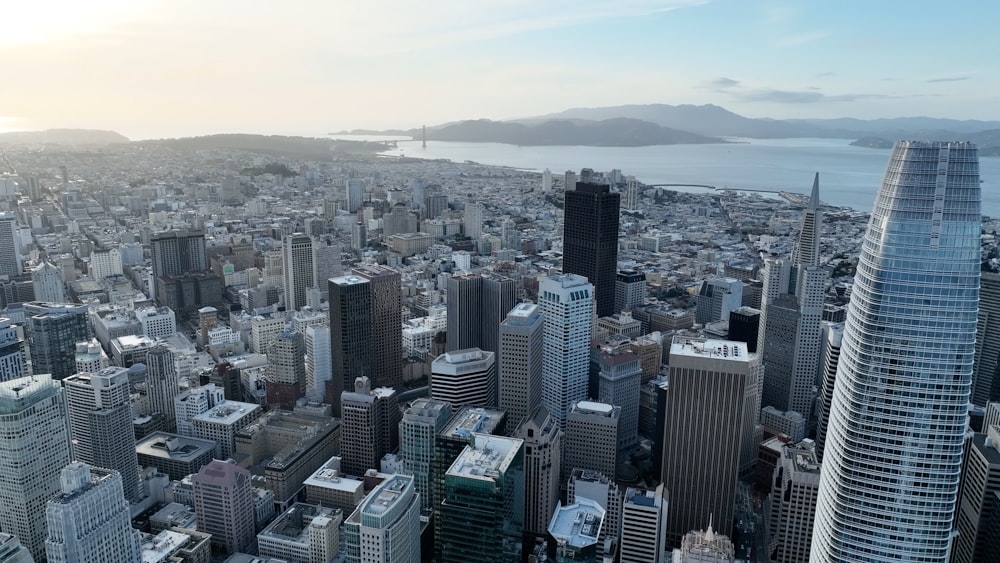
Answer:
[44,463,142,563]
[145,344,179,432]
[0,318,26,382]
[792,173,822,268]
[562,181,620,317]
[0,375,72,560]
[696,277,744,325]
[151,229,207,277]
[192,460,256,555]
[304,324,331,400]
[464,201,483,240]
[439,434,524,562]
[482,274,517,356]
[596,349,641,452]
[615,269,646,313]
[343,474,421,563]
[768,440,821,563]
[661,337,760,545]
[424,193,448,220]
[516,406,562,545]
[266,329,306,409]
[282,233,314,312]
[345,178,364,213]
[620,486,668,563]
[973,272,1000,406]
[340,376,399,476]
[540,274,593,428]
[446,272,516,356]
[150,229,221,316]
[812,141,981,562]
[813,322,843,461]
[400,398,452,512]
[24,301,91,380]
[64,367,141,503]
[327,275,372,416]
[498,303,544,428]
[0,214,21,277]
[352,265,403,389]
[564,401,620,482]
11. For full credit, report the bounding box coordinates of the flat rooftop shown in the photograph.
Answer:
[258,503,340,543]
[362,475,413,516]
[447,434,523,481]
[548,497,604,549]
[136,432,215,461]
[441,407,505,440]
[670,336,750,362]
[191,400,260,425]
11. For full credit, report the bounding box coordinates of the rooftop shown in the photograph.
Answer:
[442,407,505,440]
[362,474,413,515]
[447,433,523,481]
[548,497,605,550]
[136,432,215,461]
[670,336,750,362]
[258,503,340,543]
[192,400,260,425]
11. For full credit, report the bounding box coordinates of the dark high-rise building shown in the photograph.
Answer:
[481,274,517,356]
[265,330,306,410]
[151,229,220,318]
[973,272,1000,406]
[446,272,517,356]
[352,265,403,389]
[24,301,91,380]
[562,179,620,318]
[728,306,761,353]
[327,275,371,417]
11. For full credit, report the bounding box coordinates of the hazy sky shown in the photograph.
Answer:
[2,0,997,139]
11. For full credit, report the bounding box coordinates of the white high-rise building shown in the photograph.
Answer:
[540,274,593,428]
[44,462,142,563]
[498,303,544,429]
[63,367,141,503]
[32,261,66,303]
[304,324,331,400]
[343,474,421,563]
[0,375,72,561]
[812,142,981,562]
[542,168,552,192]
[463,202,483,240]
[430,349,496,408]
[283,233,315,312]
[173,384,226,436]
[620,486,667,563]
[74,339,109,373]
[90,248,123,280]
[135,306,176,339]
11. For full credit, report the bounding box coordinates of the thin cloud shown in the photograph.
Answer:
[926,76,971,83]
[702,77,741,90]
[736,89,890,104]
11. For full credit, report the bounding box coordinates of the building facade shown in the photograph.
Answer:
[561,179,620,317]
[540,274,594,428]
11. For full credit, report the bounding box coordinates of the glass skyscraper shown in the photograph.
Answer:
[811,141,980,562]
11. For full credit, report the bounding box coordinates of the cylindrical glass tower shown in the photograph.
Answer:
[811,141,980,562]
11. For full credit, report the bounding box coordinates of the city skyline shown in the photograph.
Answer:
[2,1,998,138]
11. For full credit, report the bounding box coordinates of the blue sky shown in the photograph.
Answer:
[1,0,996,139]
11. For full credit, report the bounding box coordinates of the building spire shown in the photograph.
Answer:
[809,172,820,211]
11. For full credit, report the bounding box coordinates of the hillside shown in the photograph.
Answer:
[138,134,387,159]
[0,129,129,145]
[421,118,723,146]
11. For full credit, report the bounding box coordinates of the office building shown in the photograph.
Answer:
[0,213,21,276]
[567,469,622,547]
[596,349,641,452]
[464,201,483,240]
[439,434,524,563]
[768,440,820,563]
[678,524,735,563]
[352,265,403,389]
[282,234,314,312]
[446,272,516,357]
[0,318,25,382]
[400,398,452,511]
[135,306,176,339]
[431,348,496,407]
[620,486,667,563]
[615,269,646,313]
[304,324,331,400]
[695,277,743,325]
[0,375,72,560]
[151,229,207,277]
[135,432,216,481]
[345,179,364,213]
[727,306,761,354]
[32,261,66,303]
[792,173,822,268]
[64,367,141,503]
[302,458,366,516]
[564,401,620,482]
[498,303,544,428]
[974,272,1000,406]
[424,193,448,220]
[813,322,843,461]
[151,230,220,318]
[340,377,399,476]
[257,503,341,563]
[540,274,593,428]
[191,400,262,459]
[89,247,122,281]
[266,330,306,410]
[562,180,620,318]
[145,344,179,432]
[813,142,981,562]
[343,474,421,563]
[547,497,605,563]
[24,301,91,380]
[327,275,371,416]
[44,463,142,563]
[952,425,1000,563]
[192,460,256,555]
[661,337,760,545]
[174,384,226,437]
[74,339,108,374]
[517,406,562,543]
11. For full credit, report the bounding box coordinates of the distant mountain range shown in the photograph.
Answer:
[340,103,1000,153]
[0,129,129,145]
